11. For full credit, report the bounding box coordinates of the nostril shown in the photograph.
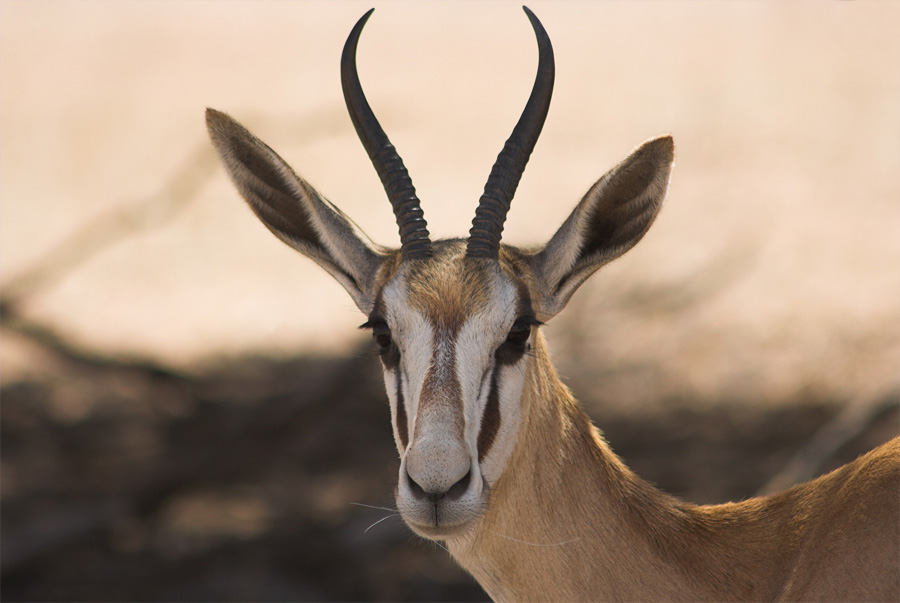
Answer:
[446,469,472,500]
[405,467,472,502]
[405,468,428,501]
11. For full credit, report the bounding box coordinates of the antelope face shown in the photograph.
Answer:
[207,7,672,543]
[368,244,537,538]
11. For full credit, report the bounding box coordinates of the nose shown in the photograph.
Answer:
[406,466,472,502]
[403,435,473,501]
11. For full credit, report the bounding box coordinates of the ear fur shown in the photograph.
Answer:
[528,135,674,319]
[206,108,384,313]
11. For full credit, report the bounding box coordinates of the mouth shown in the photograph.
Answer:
[395,479,490,541]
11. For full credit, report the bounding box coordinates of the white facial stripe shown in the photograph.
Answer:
[454,271,524,474]
[382,366,409,452]
[381,272,434,452]
[481,362,528,483]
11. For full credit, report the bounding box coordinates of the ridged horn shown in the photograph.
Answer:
[342,9,433,260]
[466,6,554,260]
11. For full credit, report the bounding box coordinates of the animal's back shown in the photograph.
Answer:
[776,437,899,601]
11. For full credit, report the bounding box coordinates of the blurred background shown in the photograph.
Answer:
[1,1,898,600]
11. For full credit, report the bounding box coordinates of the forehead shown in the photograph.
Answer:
[375,240,532,327]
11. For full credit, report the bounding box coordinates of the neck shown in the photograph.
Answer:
[446,334,780,601]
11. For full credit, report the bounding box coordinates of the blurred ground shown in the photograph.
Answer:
[1,331,896,601]
[1,1,898,601]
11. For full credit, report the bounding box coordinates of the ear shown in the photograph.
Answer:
[527,136,673,319]
[206,108,384,313]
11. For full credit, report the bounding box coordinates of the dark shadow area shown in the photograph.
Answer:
[2,328,897,602]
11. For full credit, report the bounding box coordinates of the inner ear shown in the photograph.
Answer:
[579,146,668,261]
[207,108,386,313]
[527,135,674,319]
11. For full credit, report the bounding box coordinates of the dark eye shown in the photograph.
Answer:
[506,320,532,347]
[372,322,392,351]
[496,317,539,365]
[360,317,400,369]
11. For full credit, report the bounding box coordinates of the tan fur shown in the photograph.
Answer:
[448,330,900,602]
[404,242,493,327]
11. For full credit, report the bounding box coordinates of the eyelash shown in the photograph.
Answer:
[360,318,393,352]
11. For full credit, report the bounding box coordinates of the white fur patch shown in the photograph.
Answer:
[381,272,433,453]
[455,270,528,484]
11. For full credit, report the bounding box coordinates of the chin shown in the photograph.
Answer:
[404,518,476,541]
[395,483,490,541]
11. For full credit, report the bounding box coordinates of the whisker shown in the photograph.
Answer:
[431,539,452,554]
[493,531,580,547]
[480,517,581,548]
[350,502,399,513]
[365,513,400,533]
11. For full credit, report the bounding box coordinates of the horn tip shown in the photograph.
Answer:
[349,8,375,37]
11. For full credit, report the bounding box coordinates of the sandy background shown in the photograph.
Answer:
[2,2,899,601]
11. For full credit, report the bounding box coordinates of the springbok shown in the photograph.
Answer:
[206,7,899,602]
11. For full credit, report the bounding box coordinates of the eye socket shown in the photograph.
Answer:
[372,322,393,351]
[505,319,533,347]
[496,316,540,365]
[360,317,400,368]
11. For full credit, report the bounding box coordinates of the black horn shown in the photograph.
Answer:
[466,6,554,260]
[342,9,433,260]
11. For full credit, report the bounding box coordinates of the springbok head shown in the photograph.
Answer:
[207,7,673,540]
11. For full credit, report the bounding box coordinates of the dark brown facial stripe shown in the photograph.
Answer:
[395,374,408,449]
[477,369,501,462]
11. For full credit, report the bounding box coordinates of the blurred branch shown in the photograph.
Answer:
[0,143,217,309]
[755,385,900,496]
[0,141,220,377]
[0,106,355,314]
[0,107,361,378]
[0,306,185,379]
